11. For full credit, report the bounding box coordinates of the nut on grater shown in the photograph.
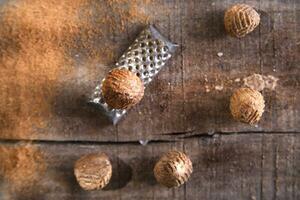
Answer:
[89,25,178,124]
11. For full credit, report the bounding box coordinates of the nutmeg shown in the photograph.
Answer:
[102,68,144,109]
[230,88,265,124]
[154,150,193,188]
[224,4,260,38]
[74,153,112,190]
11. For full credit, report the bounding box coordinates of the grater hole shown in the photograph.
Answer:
[148,41,153,46]
[100,98,105,104]
[135,58,140,63]
[157,61,162,66]
[140,42,146,47]
[163,53,169,58]
[149,49,153,54]
[142,57,147,62]
[150,69,156,74]
[155,39,161,45]
[136,65,140,70]
[149,63,154,68]
[134,51,139,56]
[157,54,162,60]
[128,59,132,64]
[156,48,161,52]
[143,71,149,76]
[141,49,146,54]
[143,64,147,69]
[128,66,133,71]
[127,52,132,56]
[133,44,139,49]
[136,72,141,77]
[146,34,151,39]
[149,56,154,61]
[163,46,169,52]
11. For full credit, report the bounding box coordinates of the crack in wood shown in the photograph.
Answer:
[0,138,175,145]
[0,131,299,145]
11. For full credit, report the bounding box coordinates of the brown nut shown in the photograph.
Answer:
[102,68,144,109]
[224,4,260,38]
[154,150,193,188]
[74,153,112,190]
[230,88,265,124]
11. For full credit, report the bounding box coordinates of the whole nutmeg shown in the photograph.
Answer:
[230,88,265,124]
[154,150,193,188]
[74,153,112,190]
[224,4,260,38]
[102,68,144,109]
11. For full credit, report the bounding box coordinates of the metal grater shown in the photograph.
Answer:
[89,25,178,124]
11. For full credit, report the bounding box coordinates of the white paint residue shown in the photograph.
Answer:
[264,75,279,90]
[234,78,240,82]
[215,85,223,91]
[205,85,210,93]
[243,74,265,91]
[217,52,223,57]
[243,74,279,91]
[204,75,208,82]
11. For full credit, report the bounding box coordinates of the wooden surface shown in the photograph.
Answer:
[0,134,299,200]
[0,0,299,142]
[0,0,299,199]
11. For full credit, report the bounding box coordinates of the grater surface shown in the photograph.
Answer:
[89,25,178,124]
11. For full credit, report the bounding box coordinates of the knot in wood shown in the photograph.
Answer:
[154,150,193,188]
[74,153,112,190]
[224,4,260,38]
[230,88,265,124]
[102,68,144,109]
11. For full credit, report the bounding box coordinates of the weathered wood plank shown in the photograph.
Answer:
[181,0,300,134]
[0,0,298,142]
[0,134,299,200]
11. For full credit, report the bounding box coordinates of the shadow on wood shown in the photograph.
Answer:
[104,156,132,190]
[132,156,158,186]
[185,92,235,131]
[188,9,227,40]
[52,85,112,129]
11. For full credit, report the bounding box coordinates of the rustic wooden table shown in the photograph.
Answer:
[0,0,299,199]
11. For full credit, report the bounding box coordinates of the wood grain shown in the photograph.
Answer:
[0,1,299,199]
[0,134,299,200]
[0,0,298,142]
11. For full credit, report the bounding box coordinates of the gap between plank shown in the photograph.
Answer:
[0,131,299,145]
